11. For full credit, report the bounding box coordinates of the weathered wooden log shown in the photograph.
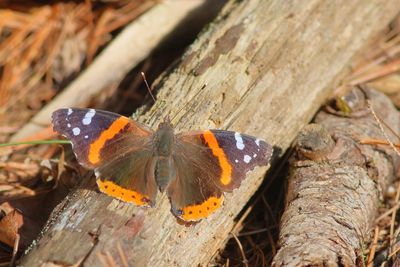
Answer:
[272,87,400,266]
[21,1,400,266]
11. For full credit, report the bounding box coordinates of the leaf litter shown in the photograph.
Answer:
[0,0,157,265]
[4,2,400,266]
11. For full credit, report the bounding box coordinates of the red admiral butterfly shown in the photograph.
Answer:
[52,108,273,221]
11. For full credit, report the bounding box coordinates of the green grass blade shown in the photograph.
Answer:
[0,140,71,147]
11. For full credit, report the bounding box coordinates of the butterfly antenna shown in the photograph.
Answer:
[141,72,156,103]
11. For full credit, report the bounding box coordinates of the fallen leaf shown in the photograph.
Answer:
[0,209,23,248]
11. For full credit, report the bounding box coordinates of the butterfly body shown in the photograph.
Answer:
[154,119,175,156]
[153,119,177,191]
[52,108,273,221]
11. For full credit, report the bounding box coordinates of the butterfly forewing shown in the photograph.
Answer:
[52,108,157,206]
[177,130,273,191]
[52,108,154,168]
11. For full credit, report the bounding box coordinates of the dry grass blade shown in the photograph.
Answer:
[230,233,249,267]
[231,206,253,235]
[390,183,400,253]
[359,138,400,148]
[0,184,36,202]
[97,248,126,267]
[389,244,400,259]
[350,59,400,86]
[0,1,157,142]
[367,226,379,267]
[348,16,400,85]
[10,233,19,267]
[97,252,110,267]
[105,251,117,267]
[366,100,400,157]
[116,242,129,267]
[375,203,400,223]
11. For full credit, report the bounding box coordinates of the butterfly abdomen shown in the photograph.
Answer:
[155,156,176,192]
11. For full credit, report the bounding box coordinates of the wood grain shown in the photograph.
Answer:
[21,0,400,266]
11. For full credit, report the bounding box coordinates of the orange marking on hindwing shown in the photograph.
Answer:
[97,179,150,206]
[202,130,232,185]
[88,117,130,164]
[181,196,224,221]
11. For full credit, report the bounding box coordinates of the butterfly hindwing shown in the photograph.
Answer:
[52,108,157,206]
[167,146,224,221]
[167,130,273,221]
[95,150,158,206]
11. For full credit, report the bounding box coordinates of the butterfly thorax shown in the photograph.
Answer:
[154,120,175,157]
[154,120,176,191]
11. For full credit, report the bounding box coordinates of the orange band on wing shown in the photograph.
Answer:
[89,117,130,164]
[202,130,232,185]
[181,196,224,221]
[97,179,150,206]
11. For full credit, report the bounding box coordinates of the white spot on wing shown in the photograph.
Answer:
[244,155,251,163]
[67,108,73,115]
[253,154,257,158]
[235,132,245,150]
[255,139,261,146]
[82,109,96,125]
[84,135,88,139]
[67,123,71,128]
[235,159,239,163]
[72,127,81,136]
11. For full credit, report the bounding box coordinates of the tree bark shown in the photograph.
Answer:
[21,1,400,266]
[272,87,400,266]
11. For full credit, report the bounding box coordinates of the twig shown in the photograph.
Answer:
[389,244,400,259]
[390,183,400,251]
[367,226,379,267]
[97,252,109,267]
[117,242,129,267]
[230,233,249,267]
[367,100,400,157]
[350,58,400,86]
[375,203,400,223]
[105,251,117,267]
[10,233,20,267]
[231,206,254,235]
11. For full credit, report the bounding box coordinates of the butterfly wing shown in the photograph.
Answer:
[52,108,157,206]
[95,150,158,206]
[52,108,154,168]
[167,130,273,221]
